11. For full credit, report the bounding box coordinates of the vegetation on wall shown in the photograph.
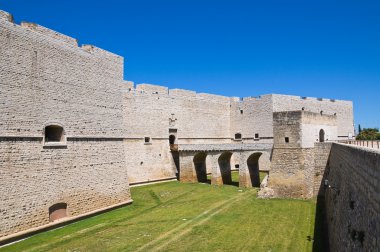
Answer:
[356,127,380,140]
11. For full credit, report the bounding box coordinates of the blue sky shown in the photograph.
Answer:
[2,0,379,128]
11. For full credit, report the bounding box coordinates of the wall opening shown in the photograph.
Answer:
[247,152,262,187]
[218,152,233,185]
[169,135,176,145]
[144,137,151,144]
[49,203,67,222]
[285,137,289,143]
[193,152,208,183]
[169,129,178,151]
[235,133,242,140]
[319,129,325,142]
[45,125,64,143]
[255,133,259,139]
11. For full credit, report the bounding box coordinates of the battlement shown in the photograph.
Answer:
[169,89,196,98]
[136,83,169,95]
[126,82,231,103]
[21,22,78,46]
[1,9,122,63]
[273,94,352,104]
[0,10,13,22]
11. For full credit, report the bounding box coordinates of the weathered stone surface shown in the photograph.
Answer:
[268,111,337,199]
[324,144,380,251]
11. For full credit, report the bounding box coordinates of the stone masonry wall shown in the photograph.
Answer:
[123,84,232,183]
[0,14,125,137]
[269,111,337,199]
[272,94,354,139]
[313,142,332,196]
[324,143,379,251]
[0,138,130,238]
[0,11,131,239]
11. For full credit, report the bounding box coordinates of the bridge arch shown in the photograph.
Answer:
[193,152,207,183]
[247,152,262,187]
[218,152,233,184]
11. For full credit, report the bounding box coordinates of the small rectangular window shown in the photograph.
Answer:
[240,109,243,114]
[285,137,289,143]
[144,137,151,143]
[235,133,242,140]
[255,133,259,139]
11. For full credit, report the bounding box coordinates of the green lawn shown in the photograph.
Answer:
[1,176,318,252]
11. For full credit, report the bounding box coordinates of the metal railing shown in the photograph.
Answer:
[338,140,380,150]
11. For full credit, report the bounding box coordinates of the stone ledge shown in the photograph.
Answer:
[178,143,273,152]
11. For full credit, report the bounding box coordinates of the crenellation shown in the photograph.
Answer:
[136,83,169,95]
[169,88,197,98]
[0,10,14,22]
[123,80,135,90]
[21,22,78,46]
[196,93,231,103]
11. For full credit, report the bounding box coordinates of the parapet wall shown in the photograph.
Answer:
[324,144,379,251]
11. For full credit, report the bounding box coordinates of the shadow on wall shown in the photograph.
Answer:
[218,152,233,185]
[313,154,331,252]
[247,153,262,187]
[172,152,180,179]
[194,152,207,183]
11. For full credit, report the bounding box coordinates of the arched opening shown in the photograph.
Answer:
[319,129,325,142]
[49,203,67,222]
[218,152,233,185]
[169,135,176,145]
[193,152,207,183]
[247,153,262,187]
[45,125,64,143]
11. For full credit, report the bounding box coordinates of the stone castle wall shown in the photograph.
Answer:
[272,94,354,139]
[268,111,338,199]
[0,10,131,239]
[324,144,379,251]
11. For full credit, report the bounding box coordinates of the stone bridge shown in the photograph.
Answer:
[178,143,273,188]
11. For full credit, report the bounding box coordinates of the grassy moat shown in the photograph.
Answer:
[2,172,320,252]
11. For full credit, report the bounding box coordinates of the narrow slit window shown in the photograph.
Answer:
[285,137,289,143]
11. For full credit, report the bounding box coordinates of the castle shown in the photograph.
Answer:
[0,10,378,251]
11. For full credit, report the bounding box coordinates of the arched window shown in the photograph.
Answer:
[319,129,325,142]
[45,125,64,143]
[49,203,67,222]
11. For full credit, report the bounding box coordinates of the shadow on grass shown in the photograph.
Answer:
[312,196,330,252]
[204,178,239,187]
